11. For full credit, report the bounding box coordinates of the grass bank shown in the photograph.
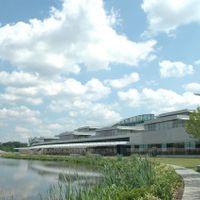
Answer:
[1,153,199,169]
[0,153,109,167]
[153,157,200,170]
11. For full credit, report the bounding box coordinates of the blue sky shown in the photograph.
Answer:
[0,0,200,142]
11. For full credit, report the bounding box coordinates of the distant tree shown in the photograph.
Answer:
[185,107,200,139]
[0,141,27,152]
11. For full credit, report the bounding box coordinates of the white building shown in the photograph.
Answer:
[19,109,200,156]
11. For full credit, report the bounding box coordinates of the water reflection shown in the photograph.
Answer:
[28,161,100,178]
[0,158,99,200]
[0,158,24,167]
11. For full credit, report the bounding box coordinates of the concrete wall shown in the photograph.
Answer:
[130,127,196,145]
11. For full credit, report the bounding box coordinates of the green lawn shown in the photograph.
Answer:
[153,157,200,170]
[1,152,199,170]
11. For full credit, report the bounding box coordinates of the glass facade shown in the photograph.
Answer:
[196,142,200,148]
[145,119,186,131]
[135,142,193,151]
[131,141,200,155]
[96,129,137,137]
[185,142,196,149]
[116,114,155,126]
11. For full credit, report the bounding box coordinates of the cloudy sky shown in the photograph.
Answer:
[0,0,200,142]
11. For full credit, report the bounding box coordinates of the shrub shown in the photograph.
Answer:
[150,164,182,200]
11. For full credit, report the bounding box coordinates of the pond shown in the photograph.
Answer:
[0,157,99,200]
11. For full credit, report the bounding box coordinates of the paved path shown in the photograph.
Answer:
[174,166,200,200]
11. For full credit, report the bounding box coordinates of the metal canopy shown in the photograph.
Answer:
[16,141,129,150]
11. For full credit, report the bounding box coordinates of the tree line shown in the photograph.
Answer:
[0,141,27,152]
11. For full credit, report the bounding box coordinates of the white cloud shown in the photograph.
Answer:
[0,93,43,105]
[0,72,115,137]
[15,126,32,140]
[184,83,200,93]
[118,88,200,113]
[49,99,120,126]
[159,60,194,78]
[87,103,121,123]
[118,89,141,107]
[0,71,39,86]
[0,0,156,76]
[142,0,200,35]
[85,78,111,100]
[0,75,110,106]
[0,106,40,124]
[0,0,158,142]
[42,78,110,101]
[105,72,140,89]
[0,106,68,141]
[46,123,64,130]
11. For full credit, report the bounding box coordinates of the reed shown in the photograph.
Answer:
[41,156,182,200]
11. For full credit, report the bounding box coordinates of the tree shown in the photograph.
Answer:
[0,141,27,152]
[185,107,200,139]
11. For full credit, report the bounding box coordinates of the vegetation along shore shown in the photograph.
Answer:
[0,153,183,200]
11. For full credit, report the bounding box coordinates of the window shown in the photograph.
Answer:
[167,143,173,148]
[174,143,184,148]
[167,143,184,149]
[172,120,178,128]
[196,142,200,148]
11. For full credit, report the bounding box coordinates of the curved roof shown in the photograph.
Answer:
[16,141,129,150]
[113,114,155,126]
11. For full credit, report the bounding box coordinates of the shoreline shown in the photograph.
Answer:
[0,152,110,167]
[0,152,183,199]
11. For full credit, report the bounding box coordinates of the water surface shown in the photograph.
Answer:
[0,157,98,200]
